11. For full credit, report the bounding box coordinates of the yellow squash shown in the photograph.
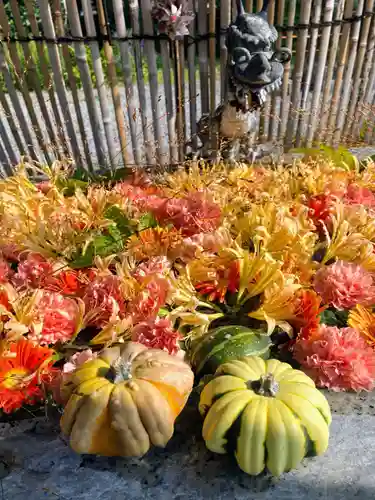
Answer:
[61,342,194,457]
[199,357,331,476]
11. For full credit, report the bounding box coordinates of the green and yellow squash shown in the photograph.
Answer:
[189,326,271,378]
[199,356,331,477]
[60,342,194,457]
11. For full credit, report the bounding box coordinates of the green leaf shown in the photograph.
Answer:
[70,226,124,268]
[104,205,134,238]
[320,308,349,327]
[55,177,89,196]
[138,212,158,232]
[158,307,169,317]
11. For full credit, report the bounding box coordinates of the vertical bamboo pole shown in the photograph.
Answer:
[334,0,365,146]
[81,0,117,169]
[351,13,375,139]
[51,0,92,169]
[187,0,198,153]
[36,0,82,166]
[140,0,166,166]
[344,0,375,140]
[174,39,185,161]
[256,0,263,11]
[260,0,275,142]
[198,0,209,116]
[285,1,312,147]
[0,89,25,155]
[270,0,285,142]
[0,0,51,163]
[160,39,178,163]
[0,48,38,161]
[306,0,335,146]
[279,0,297,140]
[9,0,62,159]
[65,0,107,169]
[209,0,216,115]
[0,138,10,176]
[24,0,69,157]
[128,0,155,165]
[0,117,17,166]
[245,1,253,12]
[295,0,322,147]
[316,0,345,142]
[220,0,231,102]
[97,0,130,168]
[112,0,142,165]
[325,0,355,144]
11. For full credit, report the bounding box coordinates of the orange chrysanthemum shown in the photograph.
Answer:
[127,227,184,260]
[0,339,54,413]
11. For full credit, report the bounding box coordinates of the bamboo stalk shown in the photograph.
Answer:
[344,0,375,140]
[128,0,155,165]
[279,0,297,141]
[256,0,263,11]
[51,0,91,170]
[24,0,69,157]
[140,0,166,166]
[174,40,185,162]
[0,118,16,169]
[325,0,355,145]
[81,0,117,169]
[295,0,322,147]
[285,1,312,147]
[65,0,107,169]
[0,0,52,163]
[220,0,231,102]
[0,47,38,161]
[9,0,62,160]
[245,1,253,13]
[187,0,198,153]
[351,14,375,139]
[112,0,142,165]
[306,0,335,146]
[260,0,275,142]
[0,88,25,156]
[0,138,10,176]
[316,0,345,142]
[36,0,82,166]
[334,0,365,146]
[358,18,375,139]
[198,0,209,116]
[160,40,178,164]
[209,0,216,115]
[97,0,130,168]
[270,0,285,142]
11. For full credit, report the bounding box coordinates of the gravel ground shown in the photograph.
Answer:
[1,389,375,500]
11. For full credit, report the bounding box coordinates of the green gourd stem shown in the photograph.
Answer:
[112,358,133,384]
[249,373,279,397]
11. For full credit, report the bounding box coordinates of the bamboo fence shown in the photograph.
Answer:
[0,0,375,176]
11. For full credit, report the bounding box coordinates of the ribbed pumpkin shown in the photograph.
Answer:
[189,326,271,378]
[60,342,194,457]
[199,356,331,477]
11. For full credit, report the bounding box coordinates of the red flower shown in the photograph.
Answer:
[0,339,54,413]
[28,291,81,345]
[132,317,181,355]
[129,276,170,323]
[0,257,12,284]
[344,183,375,207]
[307,194,334,230]
[293,326,375,392]
[195,260,240,303]
[132,256,171,282]
[12,253,54,290]
[83,275,126,327]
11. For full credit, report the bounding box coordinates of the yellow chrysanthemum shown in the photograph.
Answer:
[348,305,375,347]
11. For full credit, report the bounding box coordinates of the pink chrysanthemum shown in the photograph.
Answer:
[83,275,126,327]
[313,260,375,309]
[133,256,171,282]
[0,257,12,284]
[12,253,54,290]
[293,326,375,392]
[28,290,81,345]
[129,276,170,324]
[132,317,181,355]
[344,183,375,207]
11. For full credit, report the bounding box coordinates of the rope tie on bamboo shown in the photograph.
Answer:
[1,11,375,45]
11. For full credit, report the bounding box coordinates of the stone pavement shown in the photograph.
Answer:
[1,392,375,500]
